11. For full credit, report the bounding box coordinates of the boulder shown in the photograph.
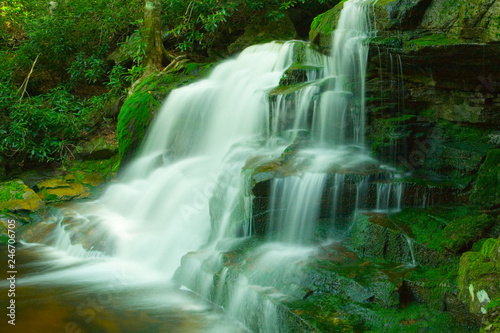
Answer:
[117,71,204,164]
[458,236,500,320]
[74,137,118,160]
[442,214,495,253]
[37,178,90,202]
[0,180,45,212]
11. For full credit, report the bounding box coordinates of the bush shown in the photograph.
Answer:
[0,85,104,162]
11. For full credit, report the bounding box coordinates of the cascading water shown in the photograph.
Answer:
[2,1,414,332]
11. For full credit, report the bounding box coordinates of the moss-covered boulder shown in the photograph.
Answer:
[227,14,297,54]
[117,70,208,164]
[483,297,500,332]
[117,90,159,164]
[0,180,45,212]
[458,236,500,320]
[64,154,120,183]
[470,149,500,208]
[37,178,91,202]
[442,214,495,253]
[74,137,118,160]
[309,5,339,51]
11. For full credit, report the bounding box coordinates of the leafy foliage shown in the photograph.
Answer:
[164,0,337,51]
[0,83,105,162]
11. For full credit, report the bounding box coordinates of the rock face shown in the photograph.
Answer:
[117,69,210,164]
[311,0,500,48]
[469,149,500,208]
[228,14,297,54]
[74,137,118,160]
[458,235,500,328]
[0,180,45,212]
[37,178,91,202]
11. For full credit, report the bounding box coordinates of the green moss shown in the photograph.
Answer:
[310,12,326,31]
[0,234,9,244]
[408,264,458,290]
[472,238,490,252]
[370,36,403,49]
[0,180,45,212]
[407,34,463,49]
[116,71,203,163]
[269,81,311,96]
[66,154,120,180]
[480,238,498,258]
[458,250,500,314]
[294,293,470,332]
[117,90,159,162]
[402,173,473,190]
[309,5,342,48]
[441,214,495,253]
[370,115,416,157]
[438,121,492,149]
[0,181,24,202]
[390,206,482,252]
[470,149,500,208]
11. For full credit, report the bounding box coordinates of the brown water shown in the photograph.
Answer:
[0,244,249,333]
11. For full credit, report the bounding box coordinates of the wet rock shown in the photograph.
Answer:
[74,137,118,160]
[37,178,91,202]
[227,15,297,54]
[0,180,45,212]
[310,0,432,50]
[349,208,488,267]
[458,236,500,322]
[20,221,59,244]
[470,149,500,208]
[404,265,481,327]
[349,213,415,264]
[103,96,123,119]
[442,214,495,253]
[117,72,202,165]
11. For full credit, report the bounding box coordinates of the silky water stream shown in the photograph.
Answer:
[1,1,407,332]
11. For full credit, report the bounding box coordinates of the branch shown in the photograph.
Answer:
[18,53,40,103]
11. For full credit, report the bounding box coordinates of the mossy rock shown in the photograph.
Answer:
[470,149,500,208]
[309,4,340,50]
[0,180,45,212]
[117,90,159,164]
[309,0,432,49]
[117,72,202,164]
[483,297,500,332]
[228,14,297,54]
[442,214,495,253]
[37,178,91,202]
[74,137,118,160]
[65,154,120,181]
[421,0,500,42]
[458,245,500,316]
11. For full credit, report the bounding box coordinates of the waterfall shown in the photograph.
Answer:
[14,1,410,332]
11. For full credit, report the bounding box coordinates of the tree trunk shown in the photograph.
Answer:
[143,0,167,72]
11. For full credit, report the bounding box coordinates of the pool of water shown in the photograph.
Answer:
[0,244,249,333]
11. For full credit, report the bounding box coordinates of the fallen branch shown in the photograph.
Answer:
[18,53,40,103]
